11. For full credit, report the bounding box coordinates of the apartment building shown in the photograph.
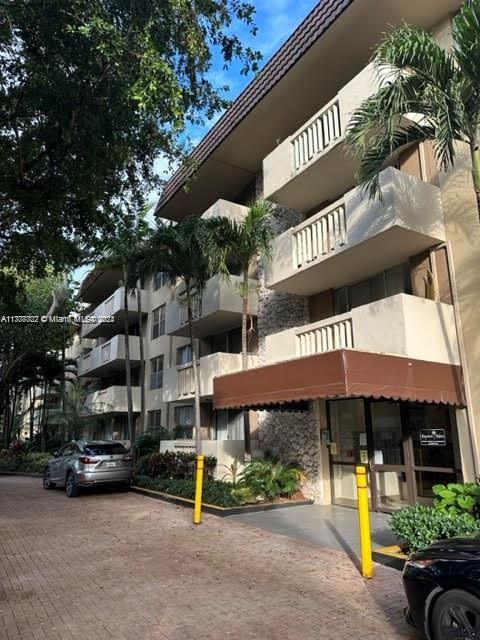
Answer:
[149,0,480,511]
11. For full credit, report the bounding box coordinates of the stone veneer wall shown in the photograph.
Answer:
[254,172,325,502]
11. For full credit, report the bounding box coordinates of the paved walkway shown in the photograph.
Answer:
[229,504,396,561]
[0,476,414,640]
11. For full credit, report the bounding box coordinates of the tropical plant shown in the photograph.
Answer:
[134,450,216,480]
[204,200,273,455]
[390,504,480,553]
[346,0,480,217]
[98,212,151,447]
[235,458,302,501]
[432,482,480,517]
[133,216,226,452]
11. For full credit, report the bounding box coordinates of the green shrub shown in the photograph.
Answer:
[135,451,216,480]
[433,482,480,517]
[390,504,480,553]
[236,458,302,501]
[134,475,239,507]
[133,428,170,457]
[0,450,52,474]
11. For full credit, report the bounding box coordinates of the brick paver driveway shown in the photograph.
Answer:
[0,476,414,640]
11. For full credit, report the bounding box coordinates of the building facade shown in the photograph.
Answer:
[77,0,480,511]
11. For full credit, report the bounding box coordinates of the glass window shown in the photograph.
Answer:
[153,272,169,291]
[151,305,166,339]
[148,410,162,429]
[174,405,194,439]
[83,443,127,455]
[150,356,164,389]
[177,344,193,365]
[333,263,410,314]
[329,399,367,464]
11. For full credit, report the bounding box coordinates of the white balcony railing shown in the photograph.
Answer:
[178,365,195,396]
[296,314,353,357]
[293,201,346,269]
[265,294,460,367]
[292,99,341,172]
[266,167,445,295]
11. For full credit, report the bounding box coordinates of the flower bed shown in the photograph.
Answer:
[134,453,305,508]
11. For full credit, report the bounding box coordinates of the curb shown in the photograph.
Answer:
[0,471,42,478]
[131,486,314,517]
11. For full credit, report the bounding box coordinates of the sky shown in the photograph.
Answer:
[74,0,319,286]
[150,0,320,204]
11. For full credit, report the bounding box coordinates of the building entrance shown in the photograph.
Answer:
[328,398,462,512]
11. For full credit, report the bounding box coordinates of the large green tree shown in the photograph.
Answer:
[346,0,480,216]
[0,0,260,272]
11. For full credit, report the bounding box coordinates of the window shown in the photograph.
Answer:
[150,356,164,389]
[151,305,166,339]
[153,272,169,291]
[174,405,193,439]
[148,410,162,430]
[333,264,410,314]
[83,443,127,456]
[177,344,193,365]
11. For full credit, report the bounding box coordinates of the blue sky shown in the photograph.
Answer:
[74,0,319,285]
[150,0,319,202]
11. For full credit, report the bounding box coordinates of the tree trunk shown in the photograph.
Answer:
[186,282,202,454]
[136,279,146,438]
[470,144,480,221]
[29,386,35,441]
[61,318,66,442]
[40,380,47,451]
[241,267,251,458]
[122,270,135,449]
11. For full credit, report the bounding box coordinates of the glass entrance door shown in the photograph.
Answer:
[328,399,462,512]
[370,402,412,512]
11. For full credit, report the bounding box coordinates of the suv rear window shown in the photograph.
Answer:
[83,443,127,456]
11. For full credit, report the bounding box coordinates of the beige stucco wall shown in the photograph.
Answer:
[440,144,480,477]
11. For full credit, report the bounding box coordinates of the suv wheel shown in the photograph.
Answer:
[65,472,80,498]
[431,589,480,640]
[43,468,56,490]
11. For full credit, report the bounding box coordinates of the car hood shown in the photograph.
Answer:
[412,535,480,561]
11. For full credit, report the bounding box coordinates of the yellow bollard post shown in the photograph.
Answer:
[356,465,374,579]
[193,454,204,525]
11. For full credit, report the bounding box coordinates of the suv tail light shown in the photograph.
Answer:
[123,455,133,462]
[79,456,99,465]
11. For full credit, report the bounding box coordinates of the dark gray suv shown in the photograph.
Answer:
[43,440,133,497]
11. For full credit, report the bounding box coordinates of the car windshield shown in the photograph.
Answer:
[83,443,127,456]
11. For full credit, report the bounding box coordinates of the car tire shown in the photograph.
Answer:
[65,472,80,498]
[43,468,56,490]
[430,589,480,640]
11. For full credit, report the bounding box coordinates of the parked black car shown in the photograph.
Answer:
[403,535,480,639]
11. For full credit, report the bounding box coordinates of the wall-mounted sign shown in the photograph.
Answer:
[360,449,368,464]
[321,429,331,445]
[420,429,446,447]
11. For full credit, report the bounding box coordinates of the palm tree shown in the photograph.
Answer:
[202,201,273,457]
[135,216,224,453]
[99,212,150,448]
[346,0,480,217]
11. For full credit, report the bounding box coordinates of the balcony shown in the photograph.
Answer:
[265,167,445,295]
[264,294,460,367]
[263,63,378,212]
[165,274,258,338]
[163,352,259,402]
[201,199,249,223]
[81,286,146,339]
[83,386,141,414]
[77,334,140,377]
